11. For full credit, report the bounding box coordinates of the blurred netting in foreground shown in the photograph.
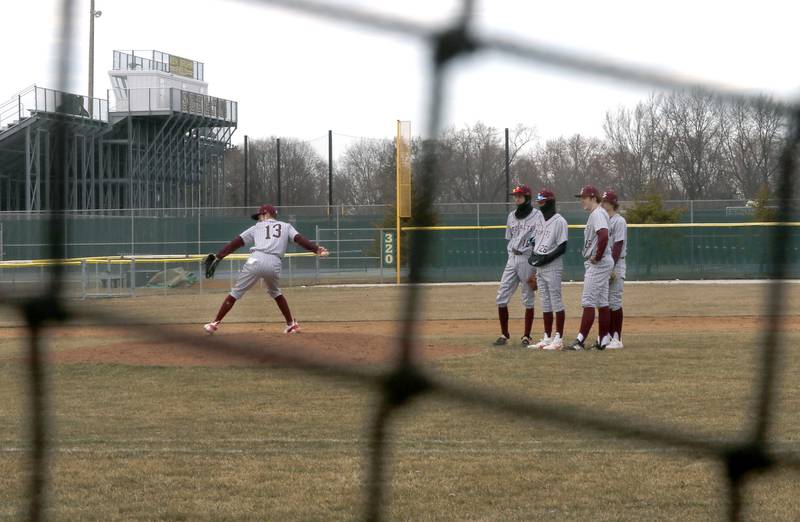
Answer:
[7,0,800,521]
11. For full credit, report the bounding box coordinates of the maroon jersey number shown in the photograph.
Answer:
[266,224,282,239]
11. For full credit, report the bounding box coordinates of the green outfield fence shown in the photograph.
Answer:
[408,223,800,282]
[2,200,799,261]
[2,207,798,288]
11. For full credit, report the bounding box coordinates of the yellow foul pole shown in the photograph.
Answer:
[396,120,401,284]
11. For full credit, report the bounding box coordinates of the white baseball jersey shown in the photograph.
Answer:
[239,219,299,258]
[609,214,627,259]
[533,214,568,256]
[505,208,542,255]
[582,206,612,260]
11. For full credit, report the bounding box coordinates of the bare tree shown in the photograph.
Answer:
[223,145,245,207]
[336,138,395,205]
[662,90,730,199]
[534,134,610,198]
[721,97,785,198]
[245,138,328,206]
[434,122,536,203]
[603,95,678,198]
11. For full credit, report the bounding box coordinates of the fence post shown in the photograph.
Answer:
[315,225,320,285]
[131,258,137,297]
[130,211,134,255]
[81,260,86,299]
[379,228,384,284]
[197,210,201,255]
[336,206,340,274]
[690,200,694,224]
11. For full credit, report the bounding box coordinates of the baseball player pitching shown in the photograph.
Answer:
[494,184,541,347]
[565,186,614,351]
[202,204,329,335]
[601,190,627,349]
[527,189,568,350]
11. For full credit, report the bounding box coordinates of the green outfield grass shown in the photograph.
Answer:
[1,283,799,521]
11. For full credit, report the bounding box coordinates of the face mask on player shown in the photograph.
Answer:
[515,196,533,219]
[539,199,556,220]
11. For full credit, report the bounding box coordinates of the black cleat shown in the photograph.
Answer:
[563,340,585,351]
[493,335,510,346]
[521,336,532,347]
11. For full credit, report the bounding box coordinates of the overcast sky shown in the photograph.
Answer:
[2,0,799,153]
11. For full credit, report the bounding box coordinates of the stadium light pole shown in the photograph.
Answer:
[276,138,282,206]
[504,127,510,203]
[88,1,102,102]
[244,135,249,207]
[328,130,333,216]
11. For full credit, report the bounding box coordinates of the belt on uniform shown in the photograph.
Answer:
[512,249,525,256]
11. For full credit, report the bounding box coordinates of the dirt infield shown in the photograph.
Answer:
[3,314,799,368]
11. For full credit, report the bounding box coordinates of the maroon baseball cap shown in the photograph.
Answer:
[251,204,278,220]
[510,184,532,197]
[601,190,619,206]
[575,185,599,199]
[536,188,555,204]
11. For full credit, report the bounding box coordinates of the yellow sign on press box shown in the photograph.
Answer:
[169,55,195,78]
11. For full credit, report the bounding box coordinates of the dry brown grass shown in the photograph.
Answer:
[1,283,799,520]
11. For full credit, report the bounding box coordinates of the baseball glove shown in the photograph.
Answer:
[204,253,220,279]
[527,274,538,291]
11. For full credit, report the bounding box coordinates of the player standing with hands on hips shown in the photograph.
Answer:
[202,204,329,335]
[527,189,569,350]
[565,186,614,351]
[601,190,626,349]
[494,184,541,347]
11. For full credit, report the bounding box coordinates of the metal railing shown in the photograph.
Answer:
[112,50,205,81]
[0,85,37,131]
[108,87,237,123]
[0,86,108,131]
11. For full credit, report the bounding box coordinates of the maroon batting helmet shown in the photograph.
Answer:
[536,188,555,205]
[601,190,619,206]
[575,185,600,199]
[510,184,533,197]
[251,204,278,220]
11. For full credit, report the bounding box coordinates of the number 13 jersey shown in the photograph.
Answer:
[239,219,299,258]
